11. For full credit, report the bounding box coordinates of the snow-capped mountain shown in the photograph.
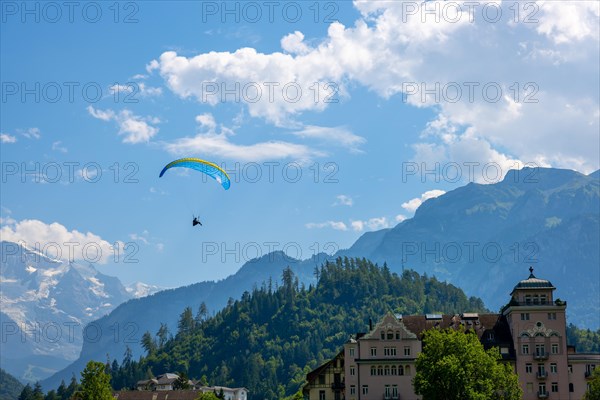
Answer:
[125,281,165,298]
[0,241,159,383]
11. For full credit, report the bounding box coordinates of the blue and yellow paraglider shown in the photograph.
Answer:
[159,158,230,226]
[159,158,231,190]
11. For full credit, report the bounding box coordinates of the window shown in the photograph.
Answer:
[539,383,547,395]
[392,385,398,398]
[387,330,394,340]
[398,365,404,376]
[538,364,546,377]
[522,344,529,355]
[548,312,557,320]
[525,295,532,304]
[550,363,557,374]
[551,344,559,354]
[501,347,509,354]
[568,364,573,373]
[521,313,530,320]
[526,364,532,373]
[349,347,355,357]
[318,375,325,385]
[319,391,326,400]
[540,294,547,304]
[384,385,391,399]
[384,365,390,376]
[535,344,545,356]
[384,347,397,356]
[391,365,397,375]
[350,366,355,376]
[380,331,385,340]
[350,386,356,395]
[370,366,376,376]
[405,365,411,375]
[526,383,533,393]
[404,346,411,356]
[569,383,574,392]
[370,347,377,356]
[396,331,400,340]
[362,385,369,395]
[377,365,383,376]
[551,383,558,393]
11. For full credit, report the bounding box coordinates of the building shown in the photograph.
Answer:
[304,267,599,400]
[156,373,180,390]
[195,386,249,400]
[302,351,345,400]
[132,373,247,400]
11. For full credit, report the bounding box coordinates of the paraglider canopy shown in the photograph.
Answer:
[159,158,231,190]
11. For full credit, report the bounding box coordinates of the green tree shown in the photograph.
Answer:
[79,361,113,400]
[196,393,220,400]
[31,383,44,400]
[173,372,191,390]
[18,384,33,400]
[414,328,521,400]
[584,368,600,400]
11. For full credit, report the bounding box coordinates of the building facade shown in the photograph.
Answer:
[304,268,599,400]
[302,351,345,400]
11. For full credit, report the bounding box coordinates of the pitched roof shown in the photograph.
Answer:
[305,350,344,382]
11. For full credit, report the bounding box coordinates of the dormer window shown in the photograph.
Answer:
[525,295,532,304]
[387,330,394,340]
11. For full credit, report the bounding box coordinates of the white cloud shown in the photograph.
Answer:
[350,220,364,231]
[87,106,159,144]
[291,125,366,152]
[20,128,41,139]
[305,221,348,231]
[0,219,120,264]
[281,31,311,55]
[0,133,17,143]
[164,113,323,162]
[535,1,600,44]
[52,141,68,153]
[333,195,353,207]
[350,217,389,232]
[395,214,407,223]
[152,0,599,172]
[109,83,162,98]
[402,190,446,213]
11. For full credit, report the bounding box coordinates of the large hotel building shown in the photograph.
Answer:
[303,268,599,400]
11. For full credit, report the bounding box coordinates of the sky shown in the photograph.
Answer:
[1,0,599,288]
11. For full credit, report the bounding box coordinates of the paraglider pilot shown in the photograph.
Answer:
[193,217,202,226]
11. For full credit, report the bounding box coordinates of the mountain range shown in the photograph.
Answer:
[1,167,595,390]
[0,242,161,383]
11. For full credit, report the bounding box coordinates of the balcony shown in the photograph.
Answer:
[534,352,549,361]
[536,371,547,379]
[331,381,344,390]
[383,396,399,400]
[537,392,548,399]
[585,371,594,379]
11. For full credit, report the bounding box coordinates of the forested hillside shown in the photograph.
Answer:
[105,258,487,399]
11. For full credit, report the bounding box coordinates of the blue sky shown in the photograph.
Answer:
[1,1,599,288]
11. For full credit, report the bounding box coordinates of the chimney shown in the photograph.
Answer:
[369,318,373,331]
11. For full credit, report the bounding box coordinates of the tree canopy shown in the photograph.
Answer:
[584,367,600,400]
[78,361,113,400]
[414,327,522,400]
